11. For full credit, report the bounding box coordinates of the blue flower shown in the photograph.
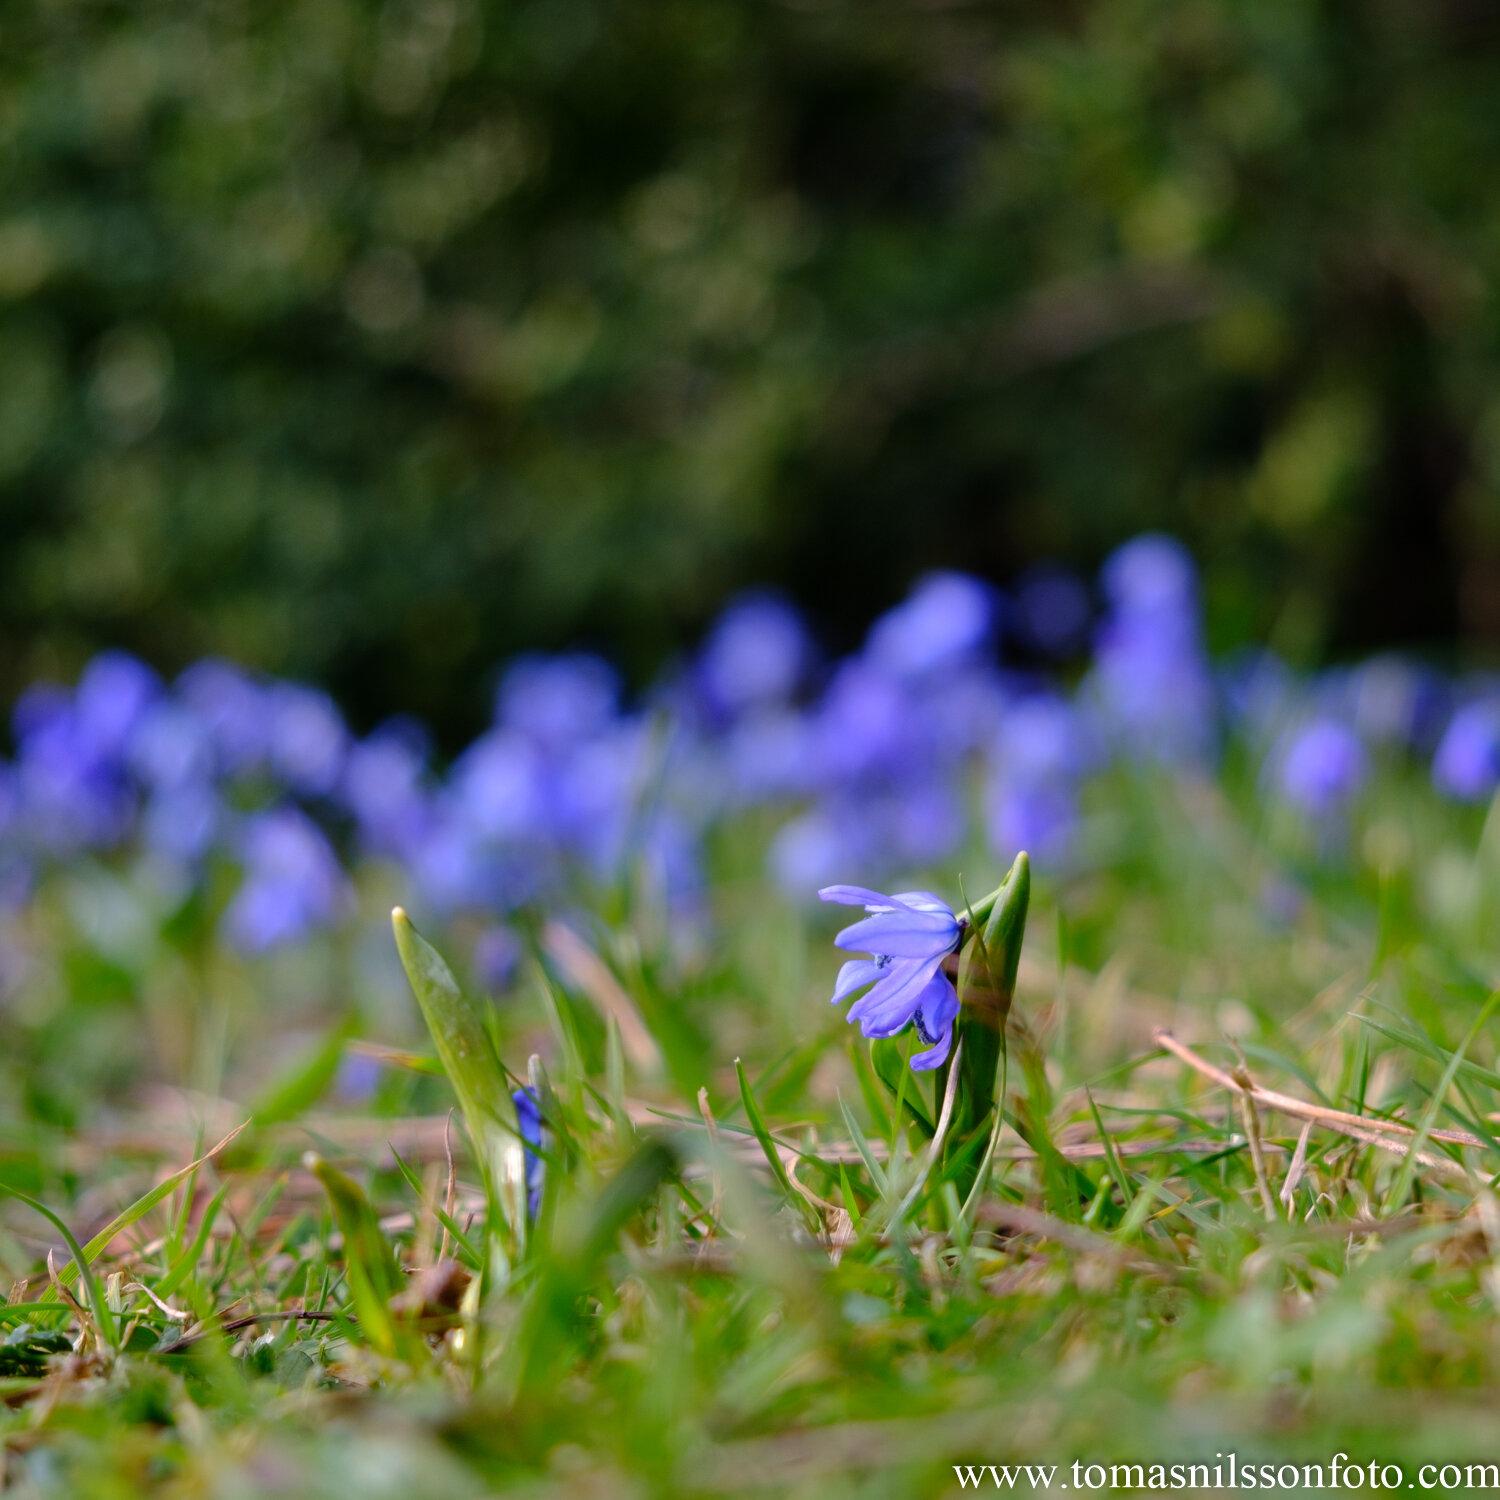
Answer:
[496,653,619,748]
[1277,719,1367,817]
[819,885,963,1071]
[267,683,348,797]
[176,659,269,775]
[513,1086,545,1218]
[223,806,347,953]
[1433,702,1500,802]
[864,572,997,681]
[699,593,810,717]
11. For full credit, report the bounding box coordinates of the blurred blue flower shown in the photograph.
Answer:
[127,701,215,790]
[878,781,965,866]
[1350,655,1444,751]
[176,660,269,775]
[1277,720,1368,817]
[1012,566,1092,659]
[224,806,346,953]
[723,709,818,803]
[814,661,930,784]
[343,718,430,858]
[552,722,650,870]
[1433,702,1500,802]
[141,779,222,864]
[865,572,997,681]
[453,729,549,843]
[1220,648,1296,751]
[473,924,523,992]
[74,651,161,757]
[335,1050,383,1104]
[12,686,133,854]
[267,684,348,797]
[914,666,1005,760]
[820,885,962,1070]
[497,653,620,748]
[984,697,1090,866]
[699,594,810,716]
[513,1085,545,1218]
[769,806,871,895]
[1091,534,1217,766]
[1100,532,1199,621]
[987,778,1075,867]
[408,812,496,914]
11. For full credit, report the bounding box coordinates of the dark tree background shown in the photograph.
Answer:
[4,0,1500,741]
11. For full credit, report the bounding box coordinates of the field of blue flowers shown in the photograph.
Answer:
[6,536,1500,1497]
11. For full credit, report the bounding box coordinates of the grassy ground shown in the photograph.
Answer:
[6,766,1500,1498]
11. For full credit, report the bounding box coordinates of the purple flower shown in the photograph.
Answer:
[267,684,348,797]
[1433,702,1500,802]
[1091,535,1217,766]
[724,710,818,803]
[342,719,430,857]
[176,659,269,775]
[814,661,932,784]
[864,572,997,681]
[473,924,523,992]
[1012,566,1092,659]
[335,1050,383,1104]
[1350,656,1441,750]
[496,653,619,749]
[141,779,221,864]
[513,1085,545,1218]
[74,651,161,757]
[1277,720,1368,817]
[1100,533,1199,621]
[224,806,347,953]
[699,594,810,716]
[407,812,497,913]
[769,806,871,895]
[987,778,1075,867]
[984,697,1091,866]
[127,701,214,790]
[819,885,962,1071]
[12,686,133,853]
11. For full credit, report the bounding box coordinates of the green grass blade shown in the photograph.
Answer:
[305,1152,407,1359]
[0,1186,117,1352]
[1355,1012,1500,1093]
[251,1020,357,1125]
[1384,991,1500,1212]
[392,907,520,1197]
[389,1148,482,1268]
[155,1181,232,1300]
[838,1092,889,1196]
[54,1122,247,1290]
[735,1057,820,1231]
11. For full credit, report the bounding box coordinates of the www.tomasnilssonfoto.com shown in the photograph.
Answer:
[954,1457,1500,1491]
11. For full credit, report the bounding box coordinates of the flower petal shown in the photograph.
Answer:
[916,970,960,1039]
[907,970,958,1069]
[910,1026,954,1071]
[830,957,883,1005]
[889,890,953,915]
[847,952,944,1032]
[818,884,908,910]
[833,907,959,958]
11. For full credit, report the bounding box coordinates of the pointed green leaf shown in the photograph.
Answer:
[391,908,519,1172]
[306,1153,407,1359]
[735,1058,820,1231]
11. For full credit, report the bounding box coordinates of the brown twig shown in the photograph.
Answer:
[1154,1029,1478,1182]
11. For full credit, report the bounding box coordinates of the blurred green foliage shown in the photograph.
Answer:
[6,0,1500,734]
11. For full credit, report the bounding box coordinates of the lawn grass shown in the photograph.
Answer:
[5,765,1500,1498]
